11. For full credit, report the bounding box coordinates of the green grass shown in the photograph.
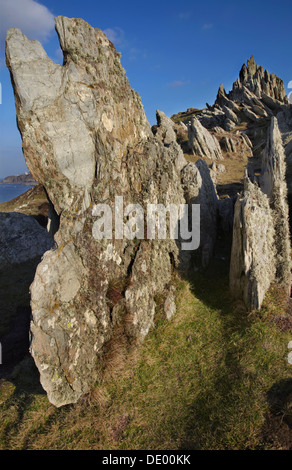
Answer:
[1,261,292,450]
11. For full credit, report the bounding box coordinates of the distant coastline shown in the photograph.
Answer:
[0,172,37,186]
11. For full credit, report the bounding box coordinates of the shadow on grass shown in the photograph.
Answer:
[267,378,292,429]
[177,233,292,449]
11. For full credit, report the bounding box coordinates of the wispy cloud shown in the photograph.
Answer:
[0,0,54,46]
[202,23,213,30]
[103,27,126,48]
[168,80,190,88]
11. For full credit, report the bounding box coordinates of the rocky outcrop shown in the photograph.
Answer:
[188,116,223,160]
[6,16,218,407]
[230,177,276,310]
[6,17,151,215]
[155,110,177,146]
[260,118,291,291]
[230,118,291,310]
[181,159,218,268]
[0,212,54,268]
[6,16,291,406]
[237,56,287,104]
[154,110,187,171]
[0,172,37,185]
[0,213,54,370]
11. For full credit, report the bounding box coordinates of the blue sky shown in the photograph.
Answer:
[1,0,292,178]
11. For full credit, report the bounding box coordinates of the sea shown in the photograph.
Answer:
[0,184,34,204]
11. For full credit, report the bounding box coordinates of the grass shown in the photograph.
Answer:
[0,261,292,450]
[0,185,48,217]
[0,123,291,449]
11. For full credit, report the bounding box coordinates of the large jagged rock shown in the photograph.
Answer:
[155,110,177,146]
[181,159,218,268]
[230,118,291,310]
[188,116,223,160]
[154,110,187,171]
[238,56,287,104]
[230,177,276,310]
[260,117,291,291]
[6,17,215,407]
[214,56,287,123]
[6,17,151,214]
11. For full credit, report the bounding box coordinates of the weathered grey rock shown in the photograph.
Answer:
[6,17,151,214]
[230,118,291,310]
[220,136,235,153]
[250,104,268,118]
[155,110,177,145]
[215,84,239,112]
[241,133,253,149]
[6,16,208,407]
[223,118,237,132]
[243,106,259,122]
[221,105,239,125]
[163,285,176,320]
[0,212,54,268]
[197,108,226,129]
[261,93,285,112]
[215,57,287,124]
[238,56,287,104]
[260,117,291,292]
[155,110,187,171]
[230,178,276,310]
[188,116,223,160]
[181,159,218,268]
[217,164,226,174]
[213,126,226,134]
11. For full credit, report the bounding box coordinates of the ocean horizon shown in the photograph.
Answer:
[0,184,33,204]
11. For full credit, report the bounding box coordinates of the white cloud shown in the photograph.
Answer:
[103,27,126,48]
[0,0,55,44]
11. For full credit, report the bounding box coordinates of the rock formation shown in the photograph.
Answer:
[0,213,54,370]
[0,212,54,268]
[230,177,276,310]
[237,56,287,104]
[6,17,219,407]
[188,116,223,160]
[181,159,218,268]
[0,172,37,185]
[260,118,291,291]
[230,118,291,310]
[6,16,292,407]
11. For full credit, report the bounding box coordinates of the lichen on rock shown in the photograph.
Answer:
[6,16,215,407]
[230,118,291,310]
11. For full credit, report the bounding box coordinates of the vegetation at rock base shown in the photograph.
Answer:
[2,17,292,449]
[1,259,292,450]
